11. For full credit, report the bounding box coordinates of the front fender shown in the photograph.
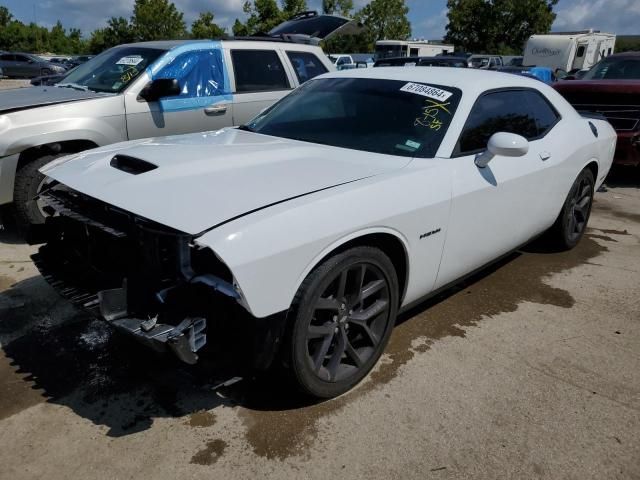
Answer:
[196,162,452,318]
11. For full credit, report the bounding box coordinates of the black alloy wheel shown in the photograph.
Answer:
[288,247,399,398]
[548,168,595,250]
[566,172,594,244]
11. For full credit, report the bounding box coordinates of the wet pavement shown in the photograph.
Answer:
[0,172,639,479]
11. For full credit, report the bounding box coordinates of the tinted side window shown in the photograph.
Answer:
[286,51,328,84]
[231,50,289,93]
[14,55,30,63]
[458,90,559,154]
[0,54,14,61]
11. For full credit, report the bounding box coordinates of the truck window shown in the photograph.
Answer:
[231,50,290,93]
[576,46,586,58]
[154,49,228,100]
[286,51,328,84]
[457,89,560,155]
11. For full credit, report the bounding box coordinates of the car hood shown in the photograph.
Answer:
[42,128,409,235]
[0,86,107,115]
[553,80,640,106]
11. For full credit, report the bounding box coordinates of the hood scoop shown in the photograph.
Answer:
[110,155,157,175]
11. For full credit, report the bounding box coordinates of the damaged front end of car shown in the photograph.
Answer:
[32,183,286,368]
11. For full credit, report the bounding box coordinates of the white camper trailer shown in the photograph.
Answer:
[375,40,455,59]
[523,31,616,72]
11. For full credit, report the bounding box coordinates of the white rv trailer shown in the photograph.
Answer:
[523,30,616,72]
[375,40,455,59]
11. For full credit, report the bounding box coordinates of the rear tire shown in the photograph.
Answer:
[546,168,595,250]
[13,154,62,229]
[286,246,399,399]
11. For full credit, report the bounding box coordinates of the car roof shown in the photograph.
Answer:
[116,39,323,51]
[319,66,546,94]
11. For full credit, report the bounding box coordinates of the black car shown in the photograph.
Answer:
[374,56,467,68]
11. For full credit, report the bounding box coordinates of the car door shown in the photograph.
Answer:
[0,54,20,77]
[435,88,562,288]
[124,47,233,140]
[228,48,294,126]
[13,54,34,77]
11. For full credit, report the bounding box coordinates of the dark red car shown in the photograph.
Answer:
[554,52,640,166]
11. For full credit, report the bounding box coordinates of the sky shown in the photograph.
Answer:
[1,0,639,40]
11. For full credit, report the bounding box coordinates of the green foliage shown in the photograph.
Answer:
[617,36,640,52]
[282,0,309,18]
[357,0,411,46]
[191,12,226,39]
[0,6,13,27]
[241,0,284,34]
[131,0,187,41]
[445,0,558,54]
[322,0,354,16]
[88,17,135,54]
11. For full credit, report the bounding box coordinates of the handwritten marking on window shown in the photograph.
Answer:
[415,99,451,130]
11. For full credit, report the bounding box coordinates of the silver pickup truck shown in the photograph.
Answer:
[0,12,360,228]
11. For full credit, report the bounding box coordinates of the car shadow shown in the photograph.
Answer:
[0,250,528,437]
[605,164,640,189]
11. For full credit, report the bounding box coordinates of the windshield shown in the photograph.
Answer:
[375,45,407,60]
[582,57,640,80]
[245,78,461,158]
[58,46,166,93]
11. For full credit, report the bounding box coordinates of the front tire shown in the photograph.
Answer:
[547,168,595,250]
[13,154,61,228]
[287,246,399,399]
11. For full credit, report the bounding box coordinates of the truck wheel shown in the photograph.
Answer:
[546,168,595,251]
[13,154,61,227]
[286,246,399,399]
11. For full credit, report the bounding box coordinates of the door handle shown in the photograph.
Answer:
[204,104,229,115]
[539,151,551,161]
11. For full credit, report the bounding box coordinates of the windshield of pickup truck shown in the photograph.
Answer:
[245,77,461,158]
[582,56,640,80]
[57,46,166,93]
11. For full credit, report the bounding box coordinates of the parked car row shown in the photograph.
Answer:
[0,52,68,79]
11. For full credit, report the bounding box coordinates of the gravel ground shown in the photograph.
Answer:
[0,169,639,479]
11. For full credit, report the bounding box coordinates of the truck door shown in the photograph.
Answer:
[124,46,233,139]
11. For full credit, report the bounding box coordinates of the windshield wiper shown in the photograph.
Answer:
[237,124,254,132]
[56,83,90,92]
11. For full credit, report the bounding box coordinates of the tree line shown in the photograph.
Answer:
[0,0,411,55]
[2,0,632,58]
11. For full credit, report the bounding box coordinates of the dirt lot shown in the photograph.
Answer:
[0,169,639,479]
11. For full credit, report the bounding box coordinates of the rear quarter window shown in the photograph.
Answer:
[231,50,290,93]
[286,51,328,84]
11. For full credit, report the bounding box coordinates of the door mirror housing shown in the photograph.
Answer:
[475,132,529,168]
[138,78,181,102]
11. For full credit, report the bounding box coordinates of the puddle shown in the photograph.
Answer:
[0,235,610,456]
[190,439,227,465]
[188,410,217,428]
[236,235,608,459]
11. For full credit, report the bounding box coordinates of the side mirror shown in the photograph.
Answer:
[138,78,180,102]
[475,132,529,168]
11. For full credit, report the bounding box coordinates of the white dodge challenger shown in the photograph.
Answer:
[34,68,616,398]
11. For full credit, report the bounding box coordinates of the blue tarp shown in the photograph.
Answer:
[148,41,232,112]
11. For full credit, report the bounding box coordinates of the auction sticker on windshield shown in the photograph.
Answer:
[116,56,144,66]
[400,82,453,101]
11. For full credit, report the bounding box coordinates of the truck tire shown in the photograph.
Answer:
[13,154,62,228]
